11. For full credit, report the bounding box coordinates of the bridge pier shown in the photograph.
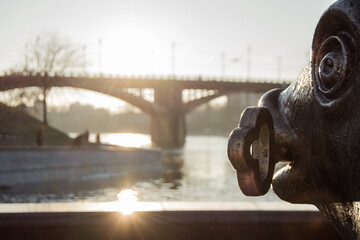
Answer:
[151,85,186,148]
[150,112,186,148]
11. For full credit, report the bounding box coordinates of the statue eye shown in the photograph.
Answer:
[312,32,357,107]
[319,47,343,90]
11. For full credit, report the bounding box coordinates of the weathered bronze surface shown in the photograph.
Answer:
[228,1,360,239]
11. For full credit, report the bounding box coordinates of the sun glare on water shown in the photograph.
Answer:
[96,189,161,214]
[117,189,139,215]
[101,133,151,148]
[95,189,139,214]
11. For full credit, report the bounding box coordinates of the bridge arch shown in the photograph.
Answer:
[0,75,287,147]
[183,91,225,113]
[0,76,166,116]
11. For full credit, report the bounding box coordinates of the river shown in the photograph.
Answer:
[0,134,283,203]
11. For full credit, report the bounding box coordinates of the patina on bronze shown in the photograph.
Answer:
[228,0,360,239]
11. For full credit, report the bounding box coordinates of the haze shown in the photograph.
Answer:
[0,0,335,110]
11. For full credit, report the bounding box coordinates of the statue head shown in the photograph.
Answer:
[228,1,360,238]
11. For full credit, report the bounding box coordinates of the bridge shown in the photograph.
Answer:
[0,74,289,147]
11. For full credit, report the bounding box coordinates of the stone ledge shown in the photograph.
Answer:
[0,201,318,213]
[0,202,342,240]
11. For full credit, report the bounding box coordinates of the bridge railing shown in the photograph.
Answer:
[1,71,293,84]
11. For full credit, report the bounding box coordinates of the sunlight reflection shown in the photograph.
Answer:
[94,189,139,214]
[95,201,162,214]
[117,189,139,215]
[100,133,151,148]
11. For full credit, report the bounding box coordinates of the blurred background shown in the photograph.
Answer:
[0,0,334,203]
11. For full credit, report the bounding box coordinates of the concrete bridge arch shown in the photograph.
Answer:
[0,75,287,147]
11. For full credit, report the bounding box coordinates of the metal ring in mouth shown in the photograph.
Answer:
[228,107,277,196]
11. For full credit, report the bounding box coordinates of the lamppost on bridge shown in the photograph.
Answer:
[82,45,87,75]
[221,52,243,80]
[221,52,226,80]
[277,55,282,82]
[99,38,102,75]
[247,46,252,81]
[171,41,175,79]
[152,48,155,78]
[24,43,28,73]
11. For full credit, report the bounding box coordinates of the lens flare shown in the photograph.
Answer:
[117,189,139,215]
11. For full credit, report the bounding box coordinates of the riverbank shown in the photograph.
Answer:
[0,103,71,146]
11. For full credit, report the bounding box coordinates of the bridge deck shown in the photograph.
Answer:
[0,75,288,92]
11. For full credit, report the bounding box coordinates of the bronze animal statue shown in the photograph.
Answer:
[228,0,360,239]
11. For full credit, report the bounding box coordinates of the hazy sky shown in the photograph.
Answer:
[0,0,335,81]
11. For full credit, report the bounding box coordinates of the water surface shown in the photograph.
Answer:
[0,134,283,203]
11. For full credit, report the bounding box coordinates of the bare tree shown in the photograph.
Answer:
[26,32,81,75]
[22,32,81,125]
